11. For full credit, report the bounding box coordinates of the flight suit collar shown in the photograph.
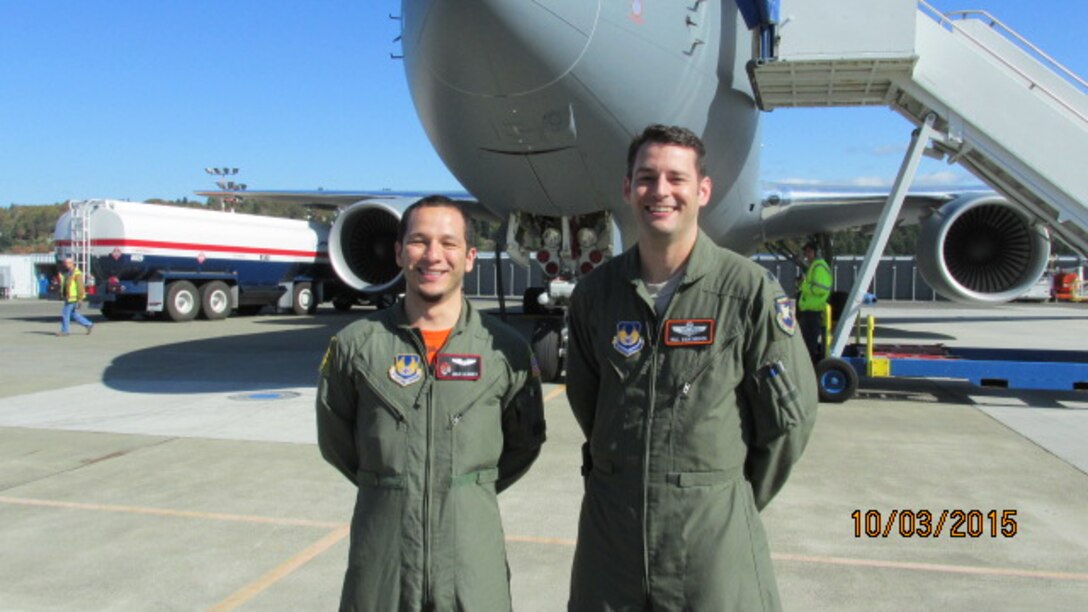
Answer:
[621,230,716,304]
[392,295,476,337]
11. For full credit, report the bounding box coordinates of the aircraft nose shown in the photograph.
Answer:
[409,0,599,96]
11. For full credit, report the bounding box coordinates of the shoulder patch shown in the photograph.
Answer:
[774,296,797,336]
[319,336,337,376]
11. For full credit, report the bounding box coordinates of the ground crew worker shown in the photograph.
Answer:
[798,241,833,363]
[316,195,546,612]
[57,256,93,336]
[566,125,818,611]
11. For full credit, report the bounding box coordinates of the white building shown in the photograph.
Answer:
[0,253,56,298]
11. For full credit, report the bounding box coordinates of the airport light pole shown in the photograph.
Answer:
[203,167,245,211]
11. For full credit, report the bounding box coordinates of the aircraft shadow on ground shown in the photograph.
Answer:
[101,314,360,394]
[99,307,541,395]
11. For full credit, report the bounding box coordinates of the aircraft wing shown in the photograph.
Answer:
[757,184,990,240]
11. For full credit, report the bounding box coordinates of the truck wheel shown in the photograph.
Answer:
[200,281,231,320]
[531,318,563,382]
[165,281,199,322]
[292,282,314,315]
[816,357,858,403]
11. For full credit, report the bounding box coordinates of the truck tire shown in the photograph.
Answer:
[292,282,315,315]
[165,281,200,322]
[200,281,231,320]
[816,357,858,403]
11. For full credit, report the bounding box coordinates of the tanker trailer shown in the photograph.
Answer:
[53,199,342,321]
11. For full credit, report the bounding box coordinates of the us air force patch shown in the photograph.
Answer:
[664,319,715,346]
[435,354,482,381]
[612,321,645,357]
[774,296,797,336]
[389,353,423,386]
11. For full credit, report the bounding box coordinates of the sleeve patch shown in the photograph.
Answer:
[774,296,797,336]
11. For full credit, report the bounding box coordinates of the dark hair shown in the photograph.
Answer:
[803,241,818,252]
[625,124,707,178]
[397,195,475,246]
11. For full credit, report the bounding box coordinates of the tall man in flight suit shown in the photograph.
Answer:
[317,195,546,611]
[566,125,818,611]
[798,241,833,363]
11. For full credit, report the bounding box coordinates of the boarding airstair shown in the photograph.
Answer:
[742,0,1088,357]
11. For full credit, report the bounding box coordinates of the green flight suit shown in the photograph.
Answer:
[317,298,546,612]
[566,232,817,611]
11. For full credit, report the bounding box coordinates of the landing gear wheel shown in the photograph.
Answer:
[200,281,231,320]
[816,357,858,403]
[531,317,563,382]
[332,296,354,312]
[523,287,546,316]
[292,282,315,315]
[165,281,200,322]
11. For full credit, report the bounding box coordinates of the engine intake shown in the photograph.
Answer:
[328,202,404,294]
[916,194,1050,303]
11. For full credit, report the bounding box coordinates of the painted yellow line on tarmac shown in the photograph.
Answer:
[0,496,344,529]
[543,385,566,404]
[774,553,1088,582]
[209,525,350,611]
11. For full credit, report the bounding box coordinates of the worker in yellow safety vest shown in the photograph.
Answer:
[57,257,94,336]
[797,242,832,363]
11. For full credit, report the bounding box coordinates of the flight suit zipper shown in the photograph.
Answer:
[411,325,463,609]
[641,295,674,599]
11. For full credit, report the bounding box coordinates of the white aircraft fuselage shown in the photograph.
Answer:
[402,0,765,251]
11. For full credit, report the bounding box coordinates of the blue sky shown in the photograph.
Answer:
[1,0,1083,206]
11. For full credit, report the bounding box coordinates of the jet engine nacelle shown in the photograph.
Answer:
[328,200,406,294]
[916,194,1050,303]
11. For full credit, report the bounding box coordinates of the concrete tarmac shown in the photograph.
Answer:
[1,299,1087,611]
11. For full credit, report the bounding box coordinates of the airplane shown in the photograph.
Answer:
[199,0,1083,380]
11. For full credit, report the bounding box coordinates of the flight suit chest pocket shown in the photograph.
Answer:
[354,358,416,473]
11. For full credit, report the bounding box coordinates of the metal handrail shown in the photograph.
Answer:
[917,1,1087,124]
[944,9,1088,92]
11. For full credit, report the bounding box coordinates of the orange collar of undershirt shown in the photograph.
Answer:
[419,328,453,364]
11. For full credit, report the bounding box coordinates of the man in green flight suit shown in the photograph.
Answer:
[317,195,546,611]
[798,241,833,364]
[566,125,818,611]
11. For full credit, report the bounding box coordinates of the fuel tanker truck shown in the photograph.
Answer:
[53,199,349,321]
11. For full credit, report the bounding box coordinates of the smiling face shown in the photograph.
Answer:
[395,204,477,305]
[623,142,711,247]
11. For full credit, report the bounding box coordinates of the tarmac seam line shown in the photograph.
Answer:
[0,495,346,529]
[0,435,176,494]
[775,552,1088,582]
